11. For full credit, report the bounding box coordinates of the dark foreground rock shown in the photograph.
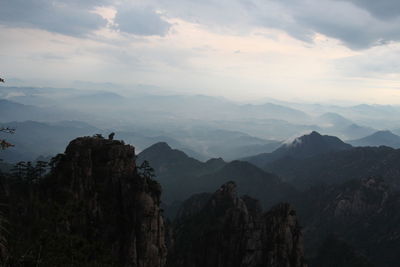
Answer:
[2,136,307,267]
[297,177,400,267]
[167,181,307,267]
[4,136,167,266]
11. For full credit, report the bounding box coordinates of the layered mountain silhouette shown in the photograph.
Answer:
[316,113,376,139]
[244,131,352,169]
[266,145,400,190]
[138,142,294,211]
[349,130,400,148]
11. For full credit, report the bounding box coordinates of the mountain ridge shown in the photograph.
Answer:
[244,131,352,168]
[349,130,400,148]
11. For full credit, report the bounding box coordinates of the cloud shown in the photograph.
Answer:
[342,0,400,19]
[286,0,400,49]
[2,0,400,49]
[0,0,107,36]
[114,6,172,36]
[335,44,400,77]
[149,0,400,49]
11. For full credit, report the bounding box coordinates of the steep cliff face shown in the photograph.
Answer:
[297,177,400,267]
[50,136,167,267]
[3,136,167,266]
[263,203,306,267]
[168,182,307,267]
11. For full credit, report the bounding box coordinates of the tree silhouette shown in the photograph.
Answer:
[34,160,48,179]
[11,161,49,183]
[49,154,65,172]
[11,161,27,179]
[137,160,155,179]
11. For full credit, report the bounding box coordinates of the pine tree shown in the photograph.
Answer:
[11,161,27,179]
[35,160,48,178]
[137,160,155,179]
[49,154,65,172]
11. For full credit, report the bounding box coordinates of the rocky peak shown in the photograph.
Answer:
[349,130,400,148]
[148,141,172,151]
[276,131,352,159]
[52,136,167,267]
[210,180,240,205]
[168,182,307,267]
[331,177,389,218]
[263,203,305,267]
[204,157,226,169]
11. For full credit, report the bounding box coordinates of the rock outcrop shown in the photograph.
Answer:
[167,181,307,267]
[297,177,400,267]
[51,136,167,267]
[4,136,306,267]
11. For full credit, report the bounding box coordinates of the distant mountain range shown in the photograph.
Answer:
[0,120,100,162]
[4,86,400,165]
[266,145,400,190]
[316,112,376,139]
[138,131,400,205]
[349,130,400,148]
[243,131,352,168]
[4,86,400,141]
[0,118,283,163]
[137,142,295,211]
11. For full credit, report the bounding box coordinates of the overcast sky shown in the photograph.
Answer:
[1,0,400,104]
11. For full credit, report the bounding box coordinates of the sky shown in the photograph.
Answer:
[1,0,400,104]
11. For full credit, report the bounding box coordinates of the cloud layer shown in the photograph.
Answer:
[0,0,107,36]
[2,0,400,49]
[114,6,171,36]
[2,0,400,104]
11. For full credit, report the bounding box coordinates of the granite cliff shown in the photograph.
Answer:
[4,136,167,266]
[297,177,400,267]
[167,182,307,267]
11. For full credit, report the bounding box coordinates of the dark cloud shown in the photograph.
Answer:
[114,6,172,36]
[343,0,400,19]
[2,0,400,49]
[150,0,400,49]
[292,0,400,49]
[0,0,107,36]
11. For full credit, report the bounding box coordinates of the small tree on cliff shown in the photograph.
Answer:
[137,160,155,179]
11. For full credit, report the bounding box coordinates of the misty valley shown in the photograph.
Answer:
[0,86,400,266]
